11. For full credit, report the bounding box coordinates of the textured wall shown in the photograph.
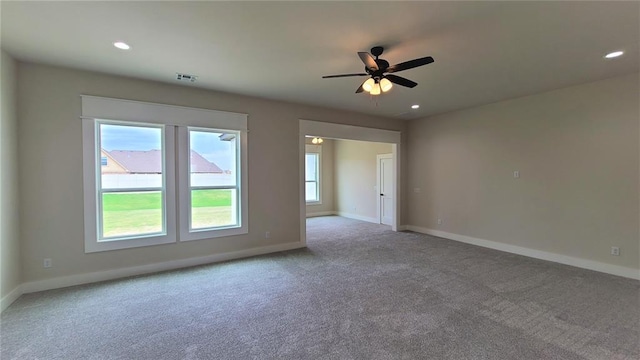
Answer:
[406,73,639,270]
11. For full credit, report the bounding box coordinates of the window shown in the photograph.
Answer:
[98,122,167,239]
[178,128,244,241]
[82,96,247,252]
[305,146,321,203]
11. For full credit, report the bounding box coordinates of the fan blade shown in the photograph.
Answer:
[386,56,434,73]
[358,52,379,71]
[355,79,367,93]
[322,73,368,78]
[385,74,418,88]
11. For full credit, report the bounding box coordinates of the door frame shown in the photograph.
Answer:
[376,153,393,225]
[299,120,401,246]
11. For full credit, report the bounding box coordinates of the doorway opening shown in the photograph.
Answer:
[299,120,401,246]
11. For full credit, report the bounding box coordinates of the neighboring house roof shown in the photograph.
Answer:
[189,150,224,173]
[105,149,223,174]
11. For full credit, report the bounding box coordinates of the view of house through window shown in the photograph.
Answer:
[188,129,239,230]
[99,122,165,239]
[305,153,320,202]
[97,123,242,238]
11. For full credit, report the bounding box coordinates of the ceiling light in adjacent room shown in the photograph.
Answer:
[311,137,324,145]
[113,41,131,50]
[411,105,420,109]
[604,50,624,59]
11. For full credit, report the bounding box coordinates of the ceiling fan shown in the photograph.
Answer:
[322,46,434,95]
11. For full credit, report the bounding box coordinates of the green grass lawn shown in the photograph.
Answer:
[102,190,233,237]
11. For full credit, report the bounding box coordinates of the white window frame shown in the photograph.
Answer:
[305,144,322,204]
[82,96,248,253]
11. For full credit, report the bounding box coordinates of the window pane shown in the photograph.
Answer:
[189,130,236,187]
[101,191,163,238]
[305,154,317,181]
[100,123,163,190]
[191,189,237,229]
[306,182,318,202]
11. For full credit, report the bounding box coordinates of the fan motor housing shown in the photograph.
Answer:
[366,59,389,79]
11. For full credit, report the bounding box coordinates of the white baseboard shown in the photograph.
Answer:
[1,285,24,313]
[306,211,336,218]
[404,225,640,280]
[335,212,378,224]
[19,242,306,295]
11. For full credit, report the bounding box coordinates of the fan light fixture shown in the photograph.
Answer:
[380,78,393,92]
[370,83,381,95]
[311,137,324,145]
[361,78,393,96]
[362,78,375,92]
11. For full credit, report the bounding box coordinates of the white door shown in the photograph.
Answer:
[378,154,393,225]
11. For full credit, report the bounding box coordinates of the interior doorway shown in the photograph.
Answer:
[299,120,401,246]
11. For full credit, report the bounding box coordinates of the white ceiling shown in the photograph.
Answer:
[2,1,638,120]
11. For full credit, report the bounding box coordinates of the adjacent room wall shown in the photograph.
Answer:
[334,139,393,223]
[406,73,640,273]
[17,62,404,286]
[1,50,21,309]
[305,139,335,216]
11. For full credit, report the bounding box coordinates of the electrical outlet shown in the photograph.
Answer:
[513,170,520,178]
[43,258,52,268]
[265,231,270,239]
[611,247,620,256]
[437,219,443,225]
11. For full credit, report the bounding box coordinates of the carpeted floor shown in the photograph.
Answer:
[1,216,638,359]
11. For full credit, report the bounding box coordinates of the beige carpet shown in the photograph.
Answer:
[1,216,638,359]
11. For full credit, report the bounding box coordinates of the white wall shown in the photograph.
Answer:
[305,139,334,216]
[16,62,404,285]
[1,50,21,309]
[406,73,639,273]
[334,140,393,223]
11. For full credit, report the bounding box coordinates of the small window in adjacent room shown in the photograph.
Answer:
[305,152,321,203]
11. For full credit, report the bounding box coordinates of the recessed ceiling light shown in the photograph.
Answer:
[113,41,131,50]
[604,50,624,59]
[411,105,420,109]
